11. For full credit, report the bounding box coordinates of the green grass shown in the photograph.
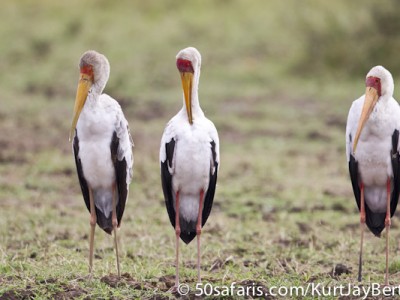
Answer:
[1,0,400,299]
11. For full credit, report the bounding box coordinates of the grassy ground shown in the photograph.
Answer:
[1,1,400,299]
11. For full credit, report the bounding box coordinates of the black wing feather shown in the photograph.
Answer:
[73,133,90,212]
[349,152,361,211]
[390,129,400,216]
[161,138,176,228]
[111,131,128,228]
[202,140,218,226]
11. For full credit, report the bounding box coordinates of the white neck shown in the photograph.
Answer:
[84,89,101,110]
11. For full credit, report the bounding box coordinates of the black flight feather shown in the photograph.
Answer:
[201,140,218,227]
[111,131,128,229]
[161,138,176,228]
[73,133,90,213]
[390,129,400,217]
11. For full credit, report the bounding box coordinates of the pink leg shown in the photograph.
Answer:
[385,178,391,286]
[196,190,204,283]
[174,191,181,288]
[111,183,120,277]
[358,182,365,282]
[89,188,96,275]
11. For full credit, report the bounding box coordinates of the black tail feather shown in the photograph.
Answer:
[180,232,196,244]
[179,218,196,244]
[365,204,385,237]
[96,208,113,235]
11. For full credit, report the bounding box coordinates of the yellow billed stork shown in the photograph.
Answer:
[346,65,400,285]
[160,47,220,287]
[70,50,134,276]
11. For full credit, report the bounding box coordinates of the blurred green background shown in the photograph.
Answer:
[1,0,400,298]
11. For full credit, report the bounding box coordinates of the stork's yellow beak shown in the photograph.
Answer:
[352,87,379,154]
[69,73,93,141]
[180,71,193,125]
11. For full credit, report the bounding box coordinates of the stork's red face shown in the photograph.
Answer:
[70,63,94,141]
[352,76,382,153]
[177,58,194,125]
[177,58,194,73]
[366,76,381,97]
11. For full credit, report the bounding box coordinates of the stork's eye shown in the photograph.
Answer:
[375,79,379,83]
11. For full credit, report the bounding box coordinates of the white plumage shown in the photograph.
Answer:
[77,94,133,216]
[70,50,133,277]
[346,65,400,285]
[346,66,400,212]
[160,47,219,288]
[160,113,219,221]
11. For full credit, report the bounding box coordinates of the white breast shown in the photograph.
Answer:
[173,124,212,194]
[76,94,118,189]
[162,111,218,222]
[355,107,396,185]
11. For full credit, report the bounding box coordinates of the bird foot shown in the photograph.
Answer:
[168,285,179,294]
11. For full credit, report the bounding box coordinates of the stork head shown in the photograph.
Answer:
[70,50,110,141]
[176,47,201,125]
[352,65,394,153]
